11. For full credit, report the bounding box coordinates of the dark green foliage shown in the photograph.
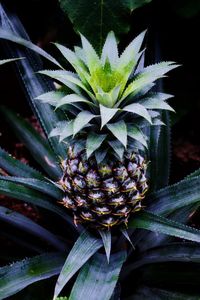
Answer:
[0,2,200,300]
[59,0,152,52]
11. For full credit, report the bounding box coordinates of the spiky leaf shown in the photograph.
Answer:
[99,230,112,263]
[100,104,119,128]
[0,253,65,299]
[107,121,127,147]
[123,103,152,123]
[73,111,96,135]
[127,125,147,148]
[86,133,107,158]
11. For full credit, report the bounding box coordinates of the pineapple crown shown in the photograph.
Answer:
[36,31,179,162]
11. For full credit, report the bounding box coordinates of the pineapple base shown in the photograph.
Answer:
[58,148,148,229]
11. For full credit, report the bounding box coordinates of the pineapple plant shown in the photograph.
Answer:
[35,30,177,230]
[1,3,200,300]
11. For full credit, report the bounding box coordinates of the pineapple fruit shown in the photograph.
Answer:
[37,31,178,229]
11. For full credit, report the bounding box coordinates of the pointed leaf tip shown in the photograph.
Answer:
[73,111,96,136]
[86,133,107,158]
[100,105,118,129]
[99,230,111,263]
[107,121,127,148]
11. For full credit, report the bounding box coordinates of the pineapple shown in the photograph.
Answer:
[37,31,177,229]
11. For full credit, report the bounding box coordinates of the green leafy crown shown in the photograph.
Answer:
[36,31,178,162]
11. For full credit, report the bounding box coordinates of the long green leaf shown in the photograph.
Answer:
[0,206,66,251]
[148,111,171,191]
[0,57,24,65]
[0,28,61,68]
[148,176,200,215]
[0,106,62,179]
[0,5,67,158]
[129,210,200,243]
[53,231,102,300]
[0,147,43,179]
[69,251,126,300]
[131,204,199,253]
[0,180,77,230]
[0,175,63,199]
[39,70,93,98]
[122,62,178,100]
[0,253,65,299]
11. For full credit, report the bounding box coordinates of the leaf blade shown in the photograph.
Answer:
[0,206,66,251]
[69,251,126,300]
[0,253,65,299]
[107,121,127,147]
[53,230,102,300]
[130,210,200,243]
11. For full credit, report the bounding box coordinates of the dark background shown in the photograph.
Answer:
[0,0,200,183]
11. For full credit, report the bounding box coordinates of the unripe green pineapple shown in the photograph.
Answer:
[37,31,178,229]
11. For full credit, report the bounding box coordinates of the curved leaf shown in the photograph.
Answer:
[73,111,96,135]
[122,62,178,100]
[148,176,200,215]
[0,253,65,299]
[53,230,102,300]
[142,99,174,111]
[39,70,93,98]
[0,4,67,158]
[0,106,62,180]
[0,147,43,179]
[129,210,200,243]
[0,57,24,65]
[0,206,66,251]
[0,175,63,199]
[0,28,61,68]
[123,103,152,123]
[0,180,77,230]
[69,251,126,300]
[56,94,95,109]
[131,204,199,253]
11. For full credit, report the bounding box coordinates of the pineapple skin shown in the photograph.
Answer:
[59,147,148,229]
